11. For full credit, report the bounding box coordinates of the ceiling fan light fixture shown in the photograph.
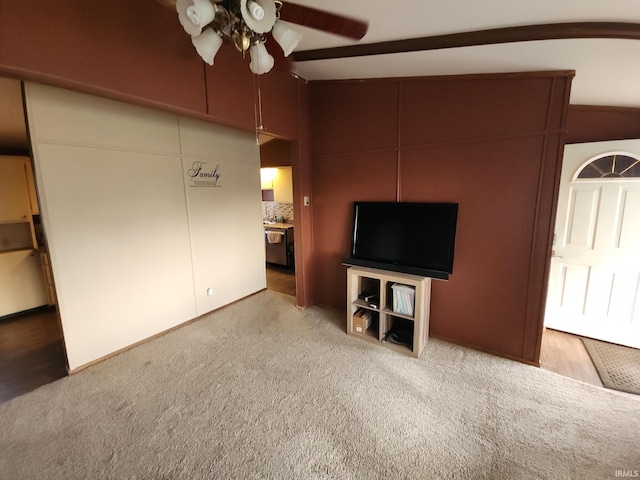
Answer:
[170,0,367,74]
[271,21,302,57]
[232,29,252,52]
[192,28,223,66]
[247,0,264,20]
[249,41,275,75]
[240,0,277,34]
[176,0,216,37]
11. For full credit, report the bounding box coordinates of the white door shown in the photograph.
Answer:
[545,141,640,348]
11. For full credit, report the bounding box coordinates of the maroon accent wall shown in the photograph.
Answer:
[567,105,640,143]
[292,77,313,307]
[310,81,399,155]
[204,46,256,130]
[309,72,573,364]
[260,140,292,167]
[0,0,299,137]
[258,50,298,139]
[0,0,207,114]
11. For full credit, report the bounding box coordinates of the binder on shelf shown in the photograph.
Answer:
[392,283,415,316]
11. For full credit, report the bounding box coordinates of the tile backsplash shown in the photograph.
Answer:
[262,202,294,222]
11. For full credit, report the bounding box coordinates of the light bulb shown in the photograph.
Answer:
[240,0,276,34]
[176,0,216,37]
[246,0,264,20]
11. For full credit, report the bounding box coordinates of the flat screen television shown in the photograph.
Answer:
[343,201,459,280]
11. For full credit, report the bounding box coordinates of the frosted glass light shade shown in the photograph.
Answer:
[249,42,275,75]
[192,29,223,66]
[177,0,216,37]
[272,21,303,57]
[240,0,276,34]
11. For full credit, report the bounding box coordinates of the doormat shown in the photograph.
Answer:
[582,338,640,395]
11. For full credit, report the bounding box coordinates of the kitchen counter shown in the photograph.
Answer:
[263,222,294,229]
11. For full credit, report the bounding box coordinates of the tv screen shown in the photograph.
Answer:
[344,202,459,280]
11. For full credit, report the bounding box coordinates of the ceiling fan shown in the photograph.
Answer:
[158,0,368,74]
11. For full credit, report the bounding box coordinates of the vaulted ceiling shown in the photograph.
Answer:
[285,0,640,108]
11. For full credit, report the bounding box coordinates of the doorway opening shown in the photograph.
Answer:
[259,136,296,298]
[0,78,67,403]
[544,149,640,347]
[542,143,640,391]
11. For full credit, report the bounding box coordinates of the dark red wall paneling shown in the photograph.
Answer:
[258,50,298,139]
[400,75,554,146]
[567,105,640,143]
[400,138,544,359]
[204,45,256,130]
[309,72,573,364]
[0,0,300,137]
[310,80,399,155]
[0,0,207,114]
[260,139,292,167]
[292,77,313,308]
[311,151,398,308]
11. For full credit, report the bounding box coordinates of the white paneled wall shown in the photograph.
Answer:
[25,83,265,370]
[178,117,265,315]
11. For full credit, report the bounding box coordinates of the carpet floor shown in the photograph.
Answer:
[582,337,640,396]
[1,291,639,479]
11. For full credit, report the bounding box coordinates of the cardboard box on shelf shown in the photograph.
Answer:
[353,309,373,334]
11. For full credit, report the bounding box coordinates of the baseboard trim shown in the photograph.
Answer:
[68,289,267,374]
[427,333,541,367]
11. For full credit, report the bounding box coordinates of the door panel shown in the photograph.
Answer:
[617,189,640,249]
[565,186,600,248]
[546,141,640,348]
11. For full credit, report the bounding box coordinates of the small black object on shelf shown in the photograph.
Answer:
[358,292,379,308]
[383,318,413,348]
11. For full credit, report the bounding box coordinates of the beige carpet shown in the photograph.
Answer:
[582,337,640,395]
[1,290,639,479]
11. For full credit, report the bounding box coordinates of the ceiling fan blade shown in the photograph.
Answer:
[278,3,368,40]
[156,0,177,9]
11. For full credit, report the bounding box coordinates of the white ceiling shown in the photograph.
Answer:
[286,0,640,108]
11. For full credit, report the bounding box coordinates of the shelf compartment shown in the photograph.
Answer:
[353,309,379,339]
[382,315,415,353]
[388,282,415,317]
[356,276,380,308]
[352,298,380,312]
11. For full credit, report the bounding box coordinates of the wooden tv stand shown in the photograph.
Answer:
[346,266,431,358]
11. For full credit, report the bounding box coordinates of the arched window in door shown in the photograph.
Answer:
[576,153,640,179]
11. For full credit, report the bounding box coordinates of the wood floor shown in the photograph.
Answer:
[539,327,603,387]
[266,263,296,297]
[0,308,67,403]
